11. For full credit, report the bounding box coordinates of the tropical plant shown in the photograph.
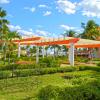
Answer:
[29,46,36,56]
[0,7,10,63]
[80,20,100,40]
[6,31,20,64]
[63,30,76,37]
[0,8,20,64]
[50,45,61,57]
[45,46,50,57]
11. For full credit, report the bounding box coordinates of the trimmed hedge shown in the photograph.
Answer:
[0,66,76,79]
[97,63,100,66]
[0,64,45,71]
[0,71,11,79]
[0,64,18,70]
[78,66,100,72]
[14,67,76,77]
[38,81,100,100]
[0,60,60,71]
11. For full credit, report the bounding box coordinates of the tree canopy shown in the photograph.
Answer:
[80,20,100,40]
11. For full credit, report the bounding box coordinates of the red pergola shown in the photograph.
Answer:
[1,36,100,66]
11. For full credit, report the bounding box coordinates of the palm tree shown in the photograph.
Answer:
[0,7,9,64]
[0,7,9,35]
[45,46,50,57]
[80,20,100,40]
[63,30,76,37]
[6,31,20,64]
[29,46,36,56]
[62,45,68,55]
[50,45,61,57]
[80,20,100,59]
[0,8,21,64]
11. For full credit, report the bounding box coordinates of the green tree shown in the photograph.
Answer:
[0,7,9,63]
[29,46,36,56]
[6,31,20,64]
[63,30,76,37]
[80,20,100,59]
[50,45,61,57]
[0,8,20,64]
[45,46,50,57]
[80,20,100,40]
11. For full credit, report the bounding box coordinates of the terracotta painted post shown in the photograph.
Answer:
[36,46,39,63]
[68,43,74,66]
[18,43,21,58]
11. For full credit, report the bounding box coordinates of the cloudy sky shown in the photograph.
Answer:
[0,0,100,37]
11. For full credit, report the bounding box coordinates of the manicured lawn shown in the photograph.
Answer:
[0,69,99,100]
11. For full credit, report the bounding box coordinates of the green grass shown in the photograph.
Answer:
[0,68,99,100]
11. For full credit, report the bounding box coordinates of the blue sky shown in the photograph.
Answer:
[0,0,100,37]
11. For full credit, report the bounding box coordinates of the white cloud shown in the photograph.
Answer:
[8,25,52,37]
[79,0,100,18]
[56,0,77,14]
[35,30,51,36]
[38,4,48,8]
[8,25,21,30]
[24,7,36,13]
[56,0,100,17]
[7,14,14,18]
[8,25,34,36]
[0,0,10,4]
[43,11,52,16]
[60,24,83,33]
[36,25,43,28]
[29,28,33,32]
[18,30,34,36]
[60,25,75,30]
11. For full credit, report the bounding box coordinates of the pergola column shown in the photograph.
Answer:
[18,43,21,58]
[68,43,74,66]
[42,46,45,58]
[36,46,39,63]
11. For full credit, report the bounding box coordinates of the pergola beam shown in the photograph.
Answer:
[20,38,79,46]
[13,37,41,42]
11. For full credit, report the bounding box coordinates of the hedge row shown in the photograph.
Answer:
[14,67,76,77]
[0,63,48,71]
[0,67,76,79]
[0,71,11,79]
[0,60,60,71]
[38,81,100,100]
[78,66,100,72]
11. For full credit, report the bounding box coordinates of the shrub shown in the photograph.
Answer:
[97,63,100,66]
[75,57,89,63]
[93,58,100,61]
[13,69,35,77]
[38,81,100,100]
[78,66,100,72]
[38,85,60,100]
[0,71,11,79]
[0,64,18,71]
[13,67,76,77]
[40,57,60,67]
[0,63,45,71]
